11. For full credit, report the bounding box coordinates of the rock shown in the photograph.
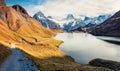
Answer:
[12,5,29,17]
[89,58,120,71]
[0,0,6,6]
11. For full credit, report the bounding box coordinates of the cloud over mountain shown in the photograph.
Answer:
[26,0,120,19]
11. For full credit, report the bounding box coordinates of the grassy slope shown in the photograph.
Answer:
[0,5,113,71]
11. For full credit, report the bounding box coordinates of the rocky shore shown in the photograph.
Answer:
[89,58,120,71]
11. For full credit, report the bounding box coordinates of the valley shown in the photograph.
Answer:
[0,0,120,71]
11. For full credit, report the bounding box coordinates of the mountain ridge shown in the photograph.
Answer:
[62,14,111,31]
[91,10,120,36]
[33,11,61,29]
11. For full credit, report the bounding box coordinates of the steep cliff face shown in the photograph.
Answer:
[0,0,6,6]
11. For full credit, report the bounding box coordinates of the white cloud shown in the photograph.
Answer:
[26,0,120,19]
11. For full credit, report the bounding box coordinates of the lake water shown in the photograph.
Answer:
[54,33,120,64]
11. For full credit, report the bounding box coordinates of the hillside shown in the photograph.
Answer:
[90,11,120,36]
[0,2,67,70]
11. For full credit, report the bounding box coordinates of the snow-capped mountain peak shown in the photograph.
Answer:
[34,11,46,19]
[33,11,111,31]
[79,15,86,20]
[62,14,111,31]
[66,14,75,19]
[33,11,60,29]
[79,15,90,21]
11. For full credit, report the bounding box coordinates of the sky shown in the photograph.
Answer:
[5,0,120,19]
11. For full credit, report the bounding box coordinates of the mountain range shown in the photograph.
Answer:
[90,10,120,36]
[33,11,111,32]
[62,14,111,31]
[33,10,120,37]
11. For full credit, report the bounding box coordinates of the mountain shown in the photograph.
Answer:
[32,12,111,32]
[85,23,96,28]
[33,11,60,29]
[79,15,90,22]
[62,14,86,31]
[80,15,111,25]
[0,5,55,38]
[62,14,111,31]
[90,11,120,37]
[66,14,75,19]
[0,0,6,6]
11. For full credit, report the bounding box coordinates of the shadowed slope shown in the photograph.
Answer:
[0,44,11,65]
[91,11,120,37]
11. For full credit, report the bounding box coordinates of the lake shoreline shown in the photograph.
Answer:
[20,32,112,71]
[55,33,120,64]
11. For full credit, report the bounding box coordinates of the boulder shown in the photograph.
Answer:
[89,58,120,71]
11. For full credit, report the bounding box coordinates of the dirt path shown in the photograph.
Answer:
[0,48,39,71]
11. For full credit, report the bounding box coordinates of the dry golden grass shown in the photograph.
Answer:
[15,40,82,71]
[16,39,64,58]
[51,29,63,33]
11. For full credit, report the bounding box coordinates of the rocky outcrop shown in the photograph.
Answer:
[89,58,120,71]
[12,5,29,17]
[0,0,6,6]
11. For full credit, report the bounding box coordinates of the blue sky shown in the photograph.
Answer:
[5,0,45,7]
